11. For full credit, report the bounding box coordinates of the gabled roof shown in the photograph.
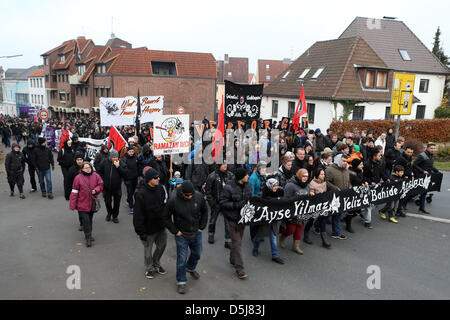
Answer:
[217,56,249,83]
[263,36,392,102]
[79,46,113,82]
[339,17,449,75]
[28,69,46,77]
[4,66,42,80]
[104,48,216,78]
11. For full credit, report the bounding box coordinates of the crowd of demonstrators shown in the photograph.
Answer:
[2,113,443,294]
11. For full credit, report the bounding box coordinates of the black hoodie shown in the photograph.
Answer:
[57,140,75,168]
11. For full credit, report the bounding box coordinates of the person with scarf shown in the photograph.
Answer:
[252,178,285,264]
[277,156,293,188]
[57,140,75,200]
[280,168,310,255]
[70,162,104,247]
[310,168,331,248]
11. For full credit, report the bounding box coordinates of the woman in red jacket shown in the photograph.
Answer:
[70,162,104,247]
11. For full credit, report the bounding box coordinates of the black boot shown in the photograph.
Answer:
[86,238,92,247]
[345,215,355,233]
[303,219,313,245]
[320,232,331,249]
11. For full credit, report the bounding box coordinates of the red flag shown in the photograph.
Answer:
[211,95,225,162]
[292,85,307,132]
[59,129,70,151]
[107,125,127,152]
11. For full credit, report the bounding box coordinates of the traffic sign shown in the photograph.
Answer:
[39,109,49,121]
[390,73,415,115]
[177,106,185,114]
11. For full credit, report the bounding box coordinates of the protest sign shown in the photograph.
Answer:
[153,115,190,156]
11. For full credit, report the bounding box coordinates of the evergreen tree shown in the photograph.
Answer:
[432,27,449,67]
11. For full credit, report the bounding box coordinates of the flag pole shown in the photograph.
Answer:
[170,154,173,180]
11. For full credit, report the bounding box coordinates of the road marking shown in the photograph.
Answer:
[406,213,450,224]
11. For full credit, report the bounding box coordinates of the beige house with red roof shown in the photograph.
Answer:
[41,36,217,120]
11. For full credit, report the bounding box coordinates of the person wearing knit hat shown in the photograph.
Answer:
[5,142,26,198]
[162,179,208,294]
[350,158,362,168]
[234,167,248,182]
[322,147,332,155]
[38,137,46,146]
[133,165,168,280]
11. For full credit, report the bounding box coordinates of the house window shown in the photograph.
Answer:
[265,75,271,81]
[95,88,98,97]
[44,57,48,66]
[58,74,61,82]
[352,105,365,120]
[97,64,106,74]
[151,61,177,75]
[419,79,429,93]
[282,71,290,79]
[365,70,375,88]
[288,101,296,118]
[227,71,232,77]
[272,100,278,118]
[307,103,315,124]
[76,87,79,96]
[31,95,34,104]
[60,55,65,63]
[376,71,388,88]
[399,49,411,61]
[266,64,270,70]
[52,74,57,82]
[40,95,43,104]
[311,67,324,79]
[66,74,69,82]
[45,75,49,82]
[299,68,310,79]
[59,93,66,102]
[100,88,104,97]
[416,105,426,119]
[385,106,394,119]
[85,88,88,96]
[106,88,111,97]
[78,65,85,75]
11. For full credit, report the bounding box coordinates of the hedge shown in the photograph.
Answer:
[329,119,450,143]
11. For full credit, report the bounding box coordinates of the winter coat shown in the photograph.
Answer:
[284,175,310,225]
[94,149,110,172]
[185,162,210,191]
[57,141,75,168]
[291,157,307,176]
[219,179,252,222]
[66,164,82,193]
[249,171,266,197]
[375,137,386,154]
[384,148,401,172]
[5,149,25,175]
[309,178,327,195]
[133,183,167,236]
[254,185,284,237]
[32,145,54,171]
[363,159,385,184]
[162,187,208,238]
[69,172,104,212]
[349,167,364,186]
[137,144,153,176]
[326,163,351,191]
[277,165,293,188]
[396,152,413,178]
[22,143,36,167]
[385,131,395,151]
[314,134,325,152]
[413,150,438,175]
[122,153,139,181]
[75,146,91,162]
[149,158,170,188]
[97,158,128,190]
[205,168,235,207]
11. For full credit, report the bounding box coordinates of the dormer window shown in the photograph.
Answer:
[312,67,325,79]
[78,65,86,75]
[60,55,66,63]
[362,69,388,89]
[97,64,106,74]
[282,71,290,79]
[151,61,177,76]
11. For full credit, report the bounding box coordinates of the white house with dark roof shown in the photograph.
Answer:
[261,17,449,131]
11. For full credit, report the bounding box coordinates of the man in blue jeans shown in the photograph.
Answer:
[163,180,208,295]
[32,137,54,199]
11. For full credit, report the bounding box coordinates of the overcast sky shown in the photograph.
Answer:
[1,0,449,74]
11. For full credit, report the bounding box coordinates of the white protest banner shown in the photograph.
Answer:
[100,96,164,127]
[79,137,108,162]
[153,114,190,156]
[140,96,164,124]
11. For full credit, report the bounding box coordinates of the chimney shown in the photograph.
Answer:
[224,54,229,64]
[77,36,86,40]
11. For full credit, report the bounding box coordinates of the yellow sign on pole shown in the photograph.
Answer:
[390,73,415,115]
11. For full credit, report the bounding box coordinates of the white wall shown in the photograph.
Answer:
[28,76,48,109]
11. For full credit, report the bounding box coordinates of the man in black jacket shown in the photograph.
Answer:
[291,147,307,176]
[162,180,208,294]
[93,145,109,172]
[413,143,440,214]
[58,140,75,200]
[185,149,210,192]
[219,168,252,280]
[97,149,128,223]
[133,168,168,280]
[384,141,402,177]
[5,143,26,198]
[122,146,139,214]
[22,140,37,192]
[32,137,55,199]
[205,162,234,248]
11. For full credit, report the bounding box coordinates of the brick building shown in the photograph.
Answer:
[41,36,217,121]
[257,58,292,87]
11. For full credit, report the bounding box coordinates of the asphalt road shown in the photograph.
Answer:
[0,144,449,300]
